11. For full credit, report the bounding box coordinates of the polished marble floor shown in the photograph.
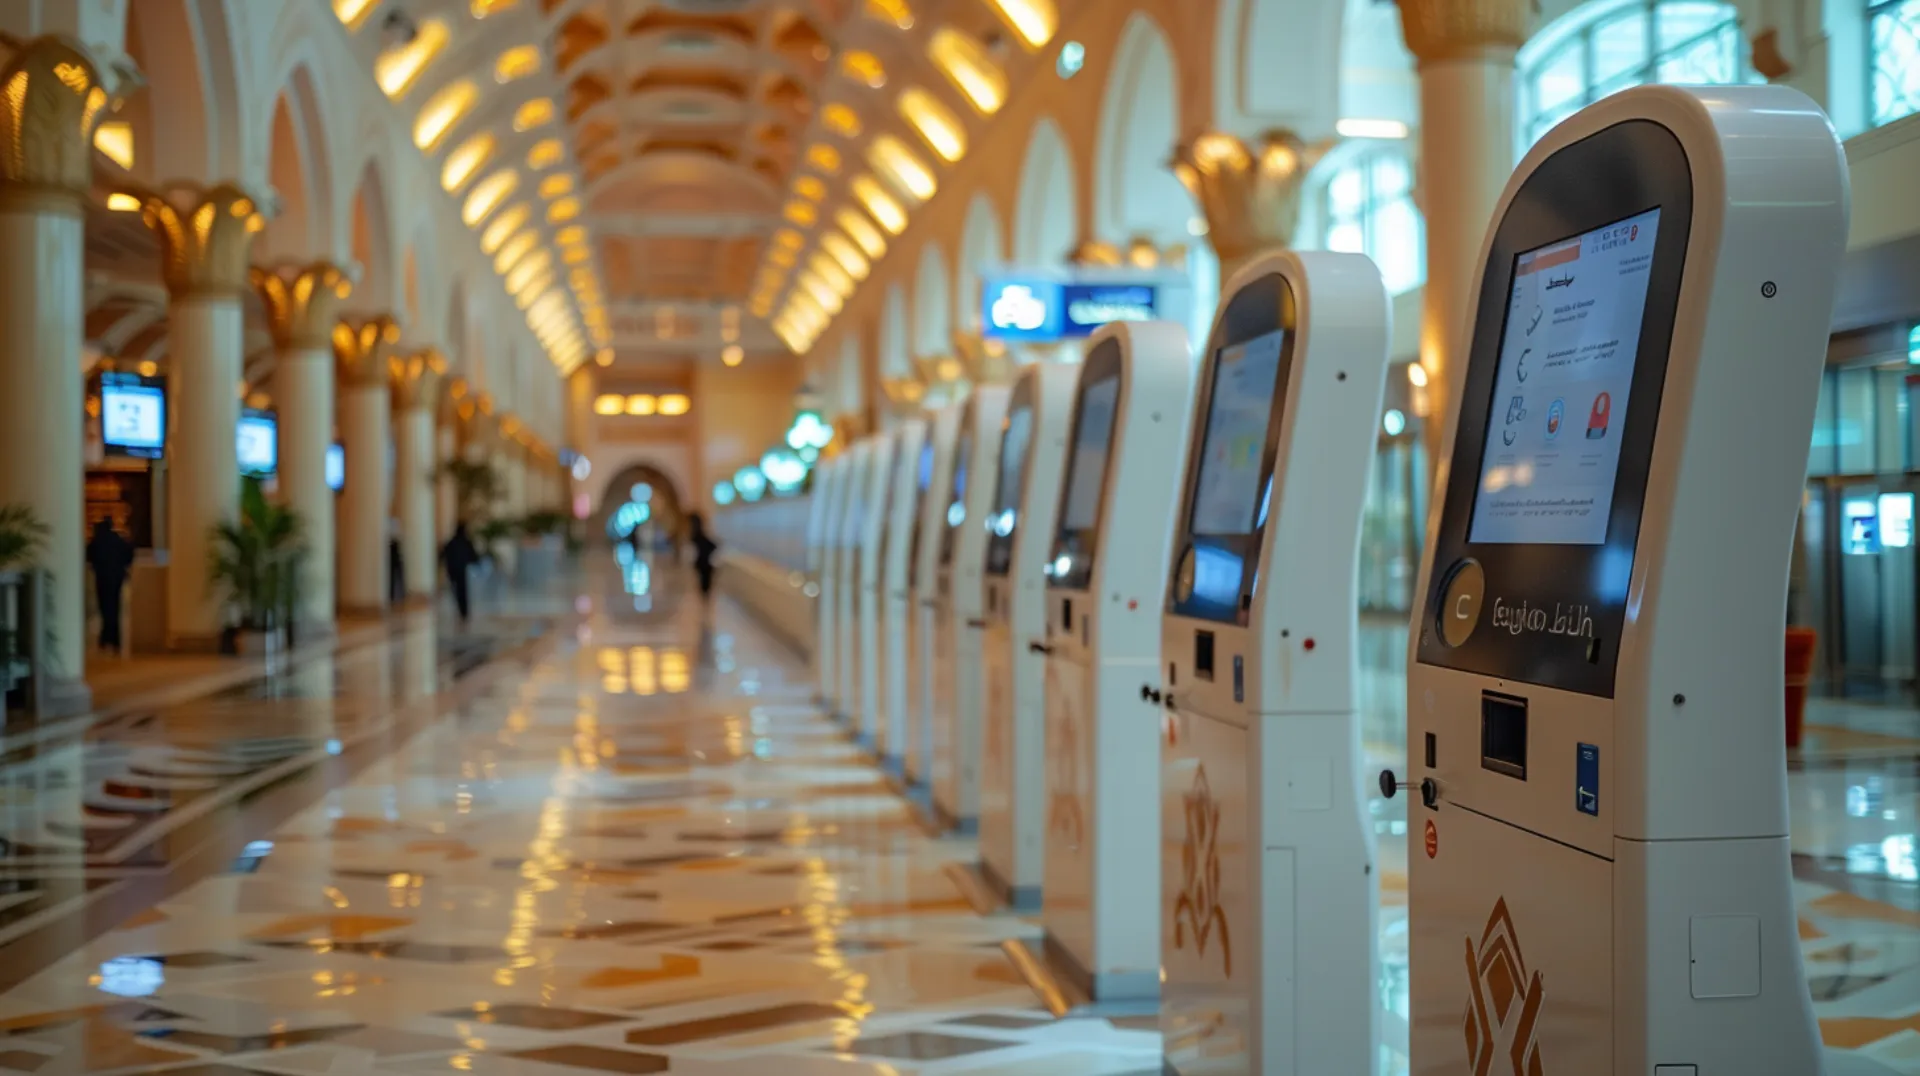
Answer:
[6,565,1920,1073]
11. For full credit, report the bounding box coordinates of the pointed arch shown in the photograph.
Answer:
[913,243,951,359]
[349,159,399,318]
[1013,117,1076,266]
[1097,13,1194,246]
[956,193,1003,333]
[880,283,910,379]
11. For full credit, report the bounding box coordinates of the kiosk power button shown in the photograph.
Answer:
[1437,560,1485,647]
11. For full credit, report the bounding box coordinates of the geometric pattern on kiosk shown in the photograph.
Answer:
[1171,763,1232,977]
[1465,897,1546,1076]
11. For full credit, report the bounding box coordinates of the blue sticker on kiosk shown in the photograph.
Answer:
[1576,743,1599,816]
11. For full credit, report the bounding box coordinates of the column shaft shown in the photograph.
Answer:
[166,296,243,646]
[1413,58,1516,467]
[338,385,390,613]
[436,423,457,541]
[396,407,435,599]
[275,347,334,629]
[0,205,87,703]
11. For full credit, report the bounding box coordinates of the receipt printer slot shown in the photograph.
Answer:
[1195,631,1215,682]
[1481,691,1528,780]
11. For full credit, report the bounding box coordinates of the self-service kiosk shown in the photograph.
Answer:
[980,362,1082,910]
[932,386,1010,832]
[880,419,930,773]
[809,455,844,707]
[1157,251,1390,1074]
[1021,321,1196,1002]
[857,431,900,749]
[834,439,873,727]
[1395,85,1849,1075]
[911,405,963,786]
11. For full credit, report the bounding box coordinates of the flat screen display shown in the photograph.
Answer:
[237,412,277,477]
[1061,376,1119,531]
[1469,208,1661,545]
[1190,329,1286,535]
[993,407,1033,519]
[101,381,165,459]
[917,442,933,490]
[326,443,345,491]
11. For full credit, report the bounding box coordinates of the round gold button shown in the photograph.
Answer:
[1437,559,1485,648]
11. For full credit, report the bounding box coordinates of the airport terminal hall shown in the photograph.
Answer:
[11,0,1920,1073]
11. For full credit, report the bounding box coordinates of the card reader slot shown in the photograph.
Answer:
[1481,691,1528,780]
[1194,631,1216,682]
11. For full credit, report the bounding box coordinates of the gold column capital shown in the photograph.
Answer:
[0,33,141,213]
[951,328,1016,386]
[333,314,401,389]
[252,260,354,351]
[121,181,274,298]
[1172,129,1331,270]
[389,346,448,411]
[1393,0,1531,65]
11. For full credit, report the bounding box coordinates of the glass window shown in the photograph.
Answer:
[1320,146,1424,295]
[1520,1,1757,150]
[1872,1,1920,127]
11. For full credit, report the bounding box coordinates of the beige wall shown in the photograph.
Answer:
[692,358,806,511]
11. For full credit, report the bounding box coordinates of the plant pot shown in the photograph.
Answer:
[234,627,285,658]
[1785,626,1818,749]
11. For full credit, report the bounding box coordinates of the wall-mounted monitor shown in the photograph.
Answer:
[237,410,277,477]
[100,373,165,460]
[325,443,345,491]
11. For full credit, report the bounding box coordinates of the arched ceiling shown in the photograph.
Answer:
[331,0,1057,371]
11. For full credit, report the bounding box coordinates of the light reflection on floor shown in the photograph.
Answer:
[3,565,1920,1072]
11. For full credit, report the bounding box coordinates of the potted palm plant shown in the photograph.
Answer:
[0,504,49,697]
[208,478,307,656]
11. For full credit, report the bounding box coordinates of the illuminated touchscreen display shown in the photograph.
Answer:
[1190,329,1285,535]
[1061,376,1119,531]
[1469,207,1661,545]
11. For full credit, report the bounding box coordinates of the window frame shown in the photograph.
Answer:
[1870,0,1920,128]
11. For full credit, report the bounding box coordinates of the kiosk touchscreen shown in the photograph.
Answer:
[807,455,844,706]
[910,405,963,787]
[1157,251,1390,1074]
[857,430,901,749]
[1021,321,1195,1003]
[931,386,1009,833]
[833,440,874,726]
[1396,85,1848,1075]
[880,419,930,773]
[980,362,1081,911]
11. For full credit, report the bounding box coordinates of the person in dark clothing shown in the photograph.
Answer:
[688,512,718,597]
[441,522,480,624]
[389,533,406,604]
[85,519,134,651]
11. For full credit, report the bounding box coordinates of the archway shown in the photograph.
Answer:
[880,284,910,378]
[835,333,864,418]
[262,66,335,262]
[596,463,688,549]
[913,243,951,358]
[956,193,1003,333]
[122,0,233,182]
[349,161,397,317]
[1096,15,1193,247]
[1013,118,1076,267]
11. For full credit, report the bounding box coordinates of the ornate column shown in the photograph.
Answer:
[1396,0,1530,465]
[333,316,398,615]
[1172,129,1328,280]
[125,182,269,648]
[435,386,460,542]
[0,35,137,709]
[390,347,446,602]
[254,261,352,633]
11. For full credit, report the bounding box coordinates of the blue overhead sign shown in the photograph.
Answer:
[982,277,1159,342]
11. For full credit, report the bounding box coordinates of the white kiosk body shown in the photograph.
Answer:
[1158,251,1389,1074]
[980,362,1082,910]
[856,430,900,749]
[1403,85,1848,1076]
[833,440,872,725]
[932,386,1010,832]
[911,405,963,786]
[1035,321,1196,1000]
[809,456,844,706]
[880,419,930,772]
